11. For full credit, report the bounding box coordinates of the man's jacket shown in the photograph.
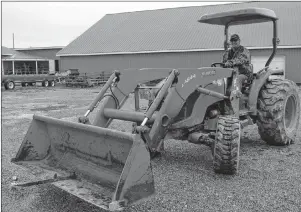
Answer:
[222,46,253,80]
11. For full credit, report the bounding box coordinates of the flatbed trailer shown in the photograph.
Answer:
[1,74,57,90]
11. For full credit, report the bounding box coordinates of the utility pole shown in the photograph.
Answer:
[13,33,15,49]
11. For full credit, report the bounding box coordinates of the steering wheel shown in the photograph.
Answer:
[211,63,225,68]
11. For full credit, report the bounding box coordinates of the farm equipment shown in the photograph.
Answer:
[11,8,300,211]
[63,69,111,87]
[64,69,82,87]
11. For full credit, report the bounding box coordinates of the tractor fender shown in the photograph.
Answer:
[248,68,284,115]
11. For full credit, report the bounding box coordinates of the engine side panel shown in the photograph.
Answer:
[171,82,226,129]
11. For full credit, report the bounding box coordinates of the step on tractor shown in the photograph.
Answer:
[11,8,300,211]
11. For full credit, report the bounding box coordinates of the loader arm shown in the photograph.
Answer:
[92,68,177,127]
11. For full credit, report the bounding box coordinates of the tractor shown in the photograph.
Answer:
[11,8,300,211]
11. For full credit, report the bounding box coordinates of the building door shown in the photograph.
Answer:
[55,60,59,72]
[49,60,55,74]
[251,55,286,78]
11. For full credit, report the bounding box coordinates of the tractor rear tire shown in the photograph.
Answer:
[213,116,240,175]
[257,79,300,145]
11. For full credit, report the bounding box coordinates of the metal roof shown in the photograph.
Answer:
[57,2,301,57]
[2,46,15,56]
[15,46,64,51]
[1,46,48,60]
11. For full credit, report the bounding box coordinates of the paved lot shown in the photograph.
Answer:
[1,85,301,212]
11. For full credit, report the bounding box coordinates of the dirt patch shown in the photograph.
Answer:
[2,113,34,120]
[30,105,68,112]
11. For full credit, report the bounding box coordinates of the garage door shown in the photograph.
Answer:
[251,55,286,77]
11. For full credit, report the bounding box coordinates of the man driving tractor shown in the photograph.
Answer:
[222,34,253,90]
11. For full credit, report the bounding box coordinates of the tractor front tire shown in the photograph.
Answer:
[213,116,240,175]
[257,79,300,145]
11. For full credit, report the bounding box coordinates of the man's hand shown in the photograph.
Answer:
[224,61,233,68]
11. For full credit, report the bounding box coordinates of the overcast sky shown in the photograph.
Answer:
[2,2,234,49]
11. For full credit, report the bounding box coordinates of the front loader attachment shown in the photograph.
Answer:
[11,67,234,211]
[11,114,155,211]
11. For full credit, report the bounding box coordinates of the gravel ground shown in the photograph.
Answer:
[1,85,301,212]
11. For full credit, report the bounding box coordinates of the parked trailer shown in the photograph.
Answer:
[1,74,57,90]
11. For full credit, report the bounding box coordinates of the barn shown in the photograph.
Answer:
[57,2,301,84]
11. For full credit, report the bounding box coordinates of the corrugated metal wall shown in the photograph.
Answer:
[59,51,223,73]
[59,48,301,83]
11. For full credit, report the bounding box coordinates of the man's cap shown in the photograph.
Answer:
[230,34,240,42]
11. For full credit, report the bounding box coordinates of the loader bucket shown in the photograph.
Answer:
[11,114,155,211]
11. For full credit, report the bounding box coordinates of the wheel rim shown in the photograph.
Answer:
[45,81,49,86]
[51,81,55,86]
[8,82,14,89]
[284,95,297,130]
